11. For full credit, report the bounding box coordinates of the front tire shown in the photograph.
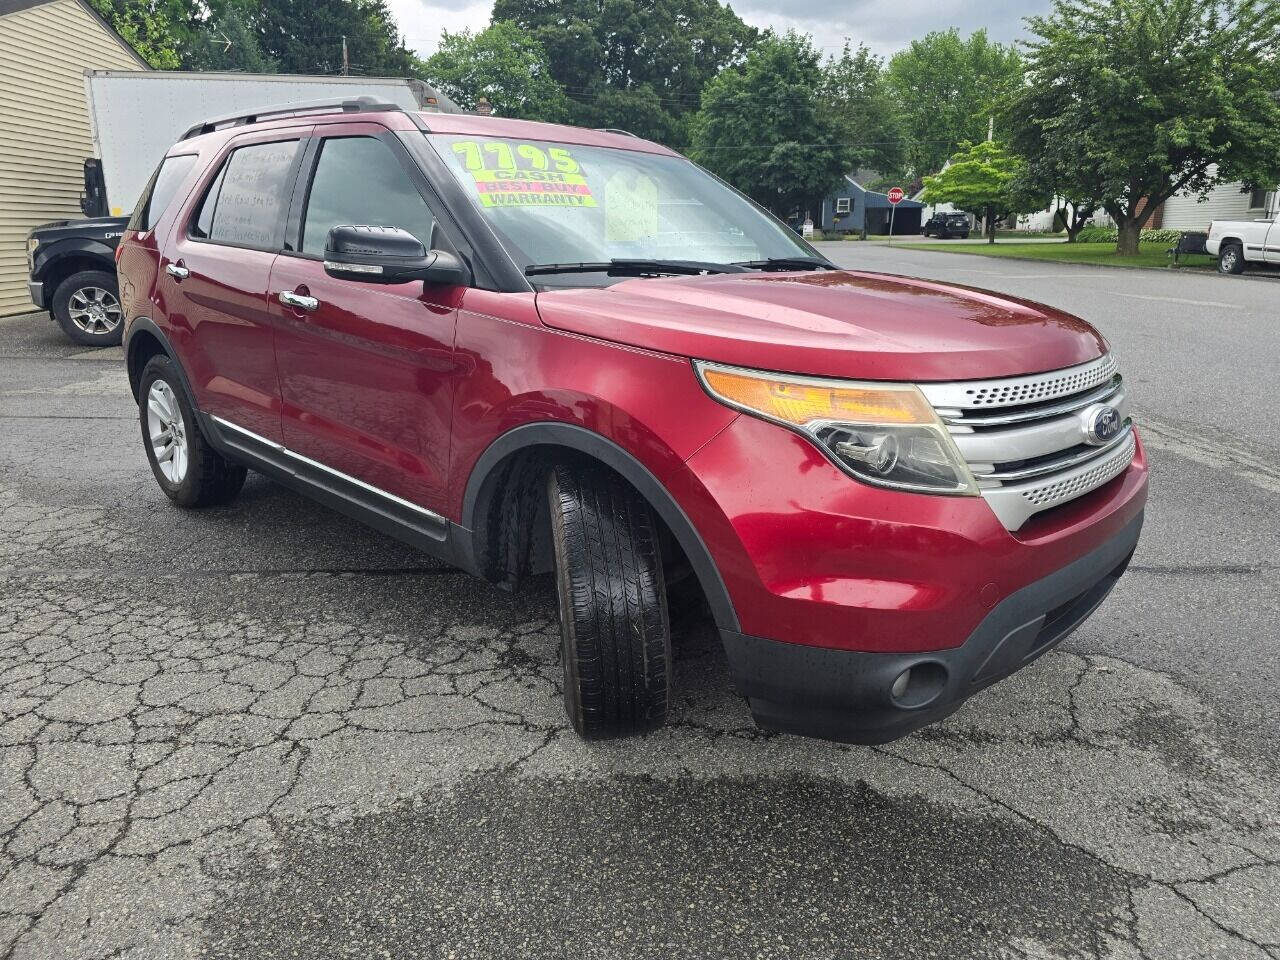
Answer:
[52,270,123,346]
[1218,243,1245,275]
[138,355,246,508]
[547,463,671,738]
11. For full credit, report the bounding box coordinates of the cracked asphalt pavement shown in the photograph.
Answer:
[2,247,1278,959]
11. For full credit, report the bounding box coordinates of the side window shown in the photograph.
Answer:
[128,154,197,232]
[190,162,227,239]
[301,137,435,255]
[192,140,300,250]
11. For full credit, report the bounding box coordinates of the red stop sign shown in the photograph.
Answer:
[887,187,904,205]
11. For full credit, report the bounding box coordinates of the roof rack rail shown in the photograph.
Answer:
[594,127,640,138]
[180,96,405,141]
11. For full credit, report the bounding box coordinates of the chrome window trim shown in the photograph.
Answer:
[210,415,446,523]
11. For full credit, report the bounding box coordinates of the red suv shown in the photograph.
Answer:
[117,98,1148,743]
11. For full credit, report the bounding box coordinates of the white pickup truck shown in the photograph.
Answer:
[1205,201,1280,274]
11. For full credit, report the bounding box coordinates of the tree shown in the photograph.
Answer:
[1014,0,1280,255]
[424,22,569,122]
[818,43,905,178]
[87,0,181,68]
[490,0,758,143]
[183,7,277,72]
[691,32,853,217]
[886,29,1022,179]
[921,140,1027,243]
[252,0,421,77]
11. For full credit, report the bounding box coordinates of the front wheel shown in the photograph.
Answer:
[1218,244,1245,275]
[138,355,247,508]
[52,270,122,346]
[547,463,672,738]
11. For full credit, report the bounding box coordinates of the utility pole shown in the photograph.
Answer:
[341,36,349,76]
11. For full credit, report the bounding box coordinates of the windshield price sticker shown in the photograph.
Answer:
[452,140,596,208]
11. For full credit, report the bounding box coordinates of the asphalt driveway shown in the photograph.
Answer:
[1,248,1277,959]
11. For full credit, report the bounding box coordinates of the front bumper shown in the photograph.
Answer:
[721,509,1142,743]
[27,280,45,310]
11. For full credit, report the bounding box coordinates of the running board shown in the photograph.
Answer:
[203,414,453,554]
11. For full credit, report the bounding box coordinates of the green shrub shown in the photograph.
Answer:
[1074,225,1184,244]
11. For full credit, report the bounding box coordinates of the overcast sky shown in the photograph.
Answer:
[385,0,1055,61]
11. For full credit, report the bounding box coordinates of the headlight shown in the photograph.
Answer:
[26,236,38,267]
[696,362,977,495]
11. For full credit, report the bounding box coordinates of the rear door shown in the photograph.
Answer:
[161,129,308,441]
[268,124,461,516]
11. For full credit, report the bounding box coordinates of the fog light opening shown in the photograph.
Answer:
[889,661,948,709]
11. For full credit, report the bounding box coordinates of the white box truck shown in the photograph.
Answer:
[82,70,458,216]
[27,71,459,345]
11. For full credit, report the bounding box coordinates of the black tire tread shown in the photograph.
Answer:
[548,463,670,738]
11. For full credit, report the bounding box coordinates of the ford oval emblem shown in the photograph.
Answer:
[1082,404,1123,446]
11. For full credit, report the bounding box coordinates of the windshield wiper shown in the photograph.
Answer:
[733,256,837,272]
[524,258,747,278]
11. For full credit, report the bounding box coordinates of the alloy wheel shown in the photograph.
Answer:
[67,287,122,335]
[146,380,188,484]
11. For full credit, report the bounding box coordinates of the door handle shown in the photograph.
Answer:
[165,263,189,280]
[278,291,319,312]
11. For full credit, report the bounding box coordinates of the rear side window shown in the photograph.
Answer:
[128,154,197,232]
[300,137,435,255]
[190,140,300,250]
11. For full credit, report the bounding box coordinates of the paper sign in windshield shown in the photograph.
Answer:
[452,140,596,208]
[473,169,596,208]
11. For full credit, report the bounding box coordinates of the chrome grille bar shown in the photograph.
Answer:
[918,353,1135,531]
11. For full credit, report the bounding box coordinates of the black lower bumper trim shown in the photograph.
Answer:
[720,511,1144,744]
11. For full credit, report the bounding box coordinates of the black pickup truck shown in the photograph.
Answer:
[26,214,129,346]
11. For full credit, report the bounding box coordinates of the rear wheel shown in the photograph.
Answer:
[52,270,122,346]
[1218,243,1245,275]
[547,463,671,738]
[138,355,246,508]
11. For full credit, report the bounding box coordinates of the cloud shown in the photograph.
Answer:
[729,0,1054,59]
[387,0,493,56]
[389,0,1054,60]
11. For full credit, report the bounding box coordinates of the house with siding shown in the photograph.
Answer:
[0,0,147,317]
[820,174,923,236]
[1160,168,1278,229]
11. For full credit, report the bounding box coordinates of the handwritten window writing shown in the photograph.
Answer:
[201,141,300,249]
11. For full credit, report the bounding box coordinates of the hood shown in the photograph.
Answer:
[534,270,1107,382]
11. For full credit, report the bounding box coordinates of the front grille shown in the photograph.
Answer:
[919,355,1136,531]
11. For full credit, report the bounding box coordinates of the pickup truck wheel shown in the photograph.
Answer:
[547,463,671,738]
[1218,243,1245,275]
[52,270,123,346]
[138,355,247,508]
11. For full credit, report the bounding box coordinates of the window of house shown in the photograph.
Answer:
[190,140,300,249]
[835,197,851,214]
[301,137,436,255]
[1248,186,1271,210]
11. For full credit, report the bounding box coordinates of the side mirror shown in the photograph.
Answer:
[323,225,471,287]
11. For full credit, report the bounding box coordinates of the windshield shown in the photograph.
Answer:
[428,133,817,285]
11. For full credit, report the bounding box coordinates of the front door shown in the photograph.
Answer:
[1264,215,1280,265]
[269,127,460,516]
[163,131,307,441]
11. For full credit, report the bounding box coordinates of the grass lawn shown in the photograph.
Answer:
[895,240,1216,270]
